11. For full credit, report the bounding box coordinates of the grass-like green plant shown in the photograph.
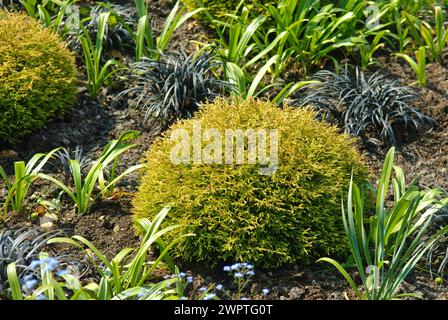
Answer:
[64,2,138,56]
[80,11,125,98]
[225,56,318,103]
[55,146,90,180]
[262,0,366,75]
[318,147,448,300]
[211,6,265,66]
[21,0,77,33]
[404,6,448,63]
[388,6,411,53]
[134,0,203,61]
[0,149,60,216]
[182,0,269,18]
[394,46,427,86]
[5,208,191,300]
[358,30,390,69]
[209,5,306,102]
[225,55,278,100]
[39,131,144,214]
[209,5,288,80]
[83,2,137,54]
[418,6,448,64]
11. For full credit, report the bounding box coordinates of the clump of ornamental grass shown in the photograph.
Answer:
[297,68,435,145]
[133,98,369,267]
[319,148,448,300]
[181,0,269,17]
[54,146,91,179]
[66,2,137,55]
[0,228,65,291]
[119,52,228,126]
[5,208,187,300]
[0,0,21,10]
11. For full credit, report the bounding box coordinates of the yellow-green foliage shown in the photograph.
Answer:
[133,98,368,267]
[182,0,271,17]
[0,11,77,144]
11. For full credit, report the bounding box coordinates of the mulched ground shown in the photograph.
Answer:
[1,0,448,300]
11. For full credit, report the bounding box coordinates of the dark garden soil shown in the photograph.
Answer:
[1,1,448,300]
[362,54,448,192]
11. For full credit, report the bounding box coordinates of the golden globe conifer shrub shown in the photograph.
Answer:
[133,98,368,267]
[0,11,77,144]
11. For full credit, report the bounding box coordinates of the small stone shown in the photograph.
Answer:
[288,287,305,300]
[0,149,18,158]
[76,86,87,94]
[40,213,58,228]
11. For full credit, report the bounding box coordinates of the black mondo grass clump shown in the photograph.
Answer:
[88,2,136,52]
[0,228,89,296]
[0,0,20,9]
[0,229,60,286]
[119,52,228,125]
[427,204,448,279]
[54,146,91,178]
[66,2,137,55]
[298,68,436,145]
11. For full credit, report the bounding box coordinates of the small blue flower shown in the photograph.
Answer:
[178,272,186,278]
[137,291,146,298]
[215,284,223,291]
[36,294,47,300]
[180,296,187,300]
[262,288,269,296]
[29,260,41,269]
[24,279,38,290]
[199,287,208,292]
[204,293,216,300]
[45,258,58,266]
[187,276,193,283]
[43,258,59,272]
[231,263,241,271]
[56,269,69,277]
[242,262,248,267]
[234,272,244,278]
[246,270,255,276]
[223,266,231,272]
[23,274,34,282]
[246,264,254,270]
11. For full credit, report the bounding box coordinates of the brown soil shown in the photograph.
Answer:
[360,54,448,192]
